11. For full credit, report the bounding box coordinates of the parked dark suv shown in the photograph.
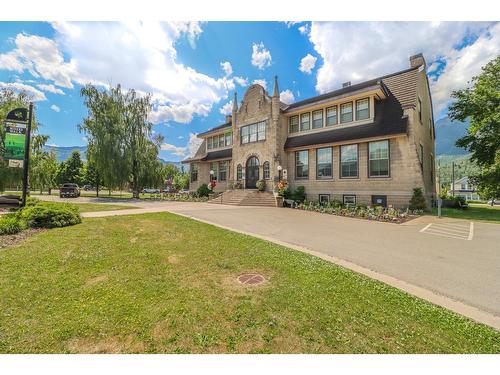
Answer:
[59,183,81,198]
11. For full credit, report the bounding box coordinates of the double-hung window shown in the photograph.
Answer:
[340,102,353,123]
[295,150,309,179]
[219,161,227,181]
[263,161,270,180]
[368,140,390,177]
[210,162,218,181]
[340,144,358,178]
[326,106,337,126]
[190,163,198,182]
[316,147,332,179]
[225,132,232,146]
[241,121,266,144]
[207,137,213,150]
[355,98,369,120]
[312,110,323,129]
[236,164,242,181]
[300,113,310,131]
[289,115,299,133]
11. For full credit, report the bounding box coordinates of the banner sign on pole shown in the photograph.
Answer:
[3,122,26,160]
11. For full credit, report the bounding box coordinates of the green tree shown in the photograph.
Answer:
[448,56,500,203]
[80,84,164,198]
[57,150,84,185]
[83,146,102,197]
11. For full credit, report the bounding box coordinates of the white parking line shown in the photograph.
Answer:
[420,221,474,240]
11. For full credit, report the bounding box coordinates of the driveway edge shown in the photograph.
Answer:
[171,210,500,331]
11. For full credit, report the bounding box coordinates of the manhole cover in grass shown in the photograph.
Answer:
[237,273,265,285]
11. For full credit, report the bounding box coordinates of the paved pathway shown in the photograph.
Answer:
[36,196,500,329]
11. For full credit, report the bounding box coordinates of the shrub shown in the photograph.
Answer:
[19,202,81,229]
[0,215,24,235]
[292,186,306,203]
[409,187,427,210]
[256,180,266,192]
[197,184,211,197]
[25,197,41,206]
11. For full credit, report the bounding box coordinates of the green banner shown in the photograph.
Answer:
[3,124,26,160]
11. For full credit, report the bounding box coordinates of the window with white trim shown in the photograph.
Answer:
[340,144,358,178]
[295,150,309,179]
[369,140,390,177]
[355,98,369,120]
[340,102,353,123]
[241,121,266,144]
[312,110,323,129]
[300,113,310,131]
[319,194,330,205]
[316,147,332,179]
[190,163,198,182]
[326,106,337,126]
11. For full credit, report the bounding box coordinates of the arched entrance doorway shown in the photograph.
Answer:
[245,156,259,189]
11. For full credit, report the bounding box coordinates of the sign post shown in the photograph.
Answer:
[21,103,33,207]
[1,104,32,207]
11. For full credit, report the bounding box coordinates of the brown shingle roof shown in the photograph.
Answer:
[285,66,419,111]
[197,121,232,137]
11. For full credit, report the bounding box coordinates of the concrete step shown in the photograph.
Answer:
[208,189,276,207]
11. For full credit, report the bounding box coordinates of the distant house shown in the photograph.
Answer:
[451,176,480,201]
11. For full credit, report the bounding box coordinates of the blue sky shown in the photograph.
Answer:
[0,21,498,161]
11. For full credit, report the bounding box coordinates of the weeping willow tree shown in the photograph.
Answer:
[0,88,49,193]
[80,84,164,198]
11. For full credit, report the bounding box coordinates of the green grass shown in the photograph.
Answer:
[431,204,500,223]
[72,203,139,213]
[0,212,499,354]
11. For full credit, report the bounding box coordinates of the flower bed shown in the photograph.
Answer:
[161,193,209,202]
[294,200,423,223]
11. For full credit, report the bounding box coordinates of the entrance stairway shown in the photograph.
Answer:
[208,189,276,207]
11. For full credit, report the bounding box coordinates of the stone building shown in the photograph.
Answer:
[183,53,436,208]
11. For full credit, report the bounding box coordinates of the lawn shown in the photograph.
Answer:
[431,204,500,223]
[72,203,139,213]
[0,212,499,354]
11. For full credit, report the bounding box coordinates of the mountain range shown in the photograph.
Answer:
[43,145,183,169]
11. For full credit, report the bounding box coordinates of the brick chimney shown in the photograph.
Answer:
[225,114,232,123]
[410,53,426,68]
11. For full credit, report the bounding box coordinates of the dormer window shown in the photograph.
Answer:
[355,98,369,120]
[206,131,232,151]
[326,106,337,126]
[300,113,310,131]
[289,115,299,133]
[312,110,323,129]
[340,102,353,123]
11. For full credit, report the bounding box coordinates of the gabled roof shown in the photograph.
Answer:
[284,66,419,112]
[197,121,232,137]
[284,92,408,149]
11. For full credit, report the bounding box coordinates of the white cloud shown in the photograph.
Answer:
[0,82,47,101]
[279,89,295,104]
[220,61,233,77]
[251,42,272,70]
[299,53,317,74]
[161,143,187,156]
[233,76,248,86]
[298,25,309,35]
[0,33,77,88]
[50,104,60,112]
[219,100,233,115]
[37,83,65,95]
[0,22,237,125]
[252,79,267,90]
[187,132,203,157]
[308,21,498,114]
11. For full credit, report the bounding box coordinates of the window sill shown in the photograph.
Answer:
[339,177,360,180]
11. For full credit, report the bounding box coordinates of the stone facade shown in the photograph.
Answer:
[183,54,437,208]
